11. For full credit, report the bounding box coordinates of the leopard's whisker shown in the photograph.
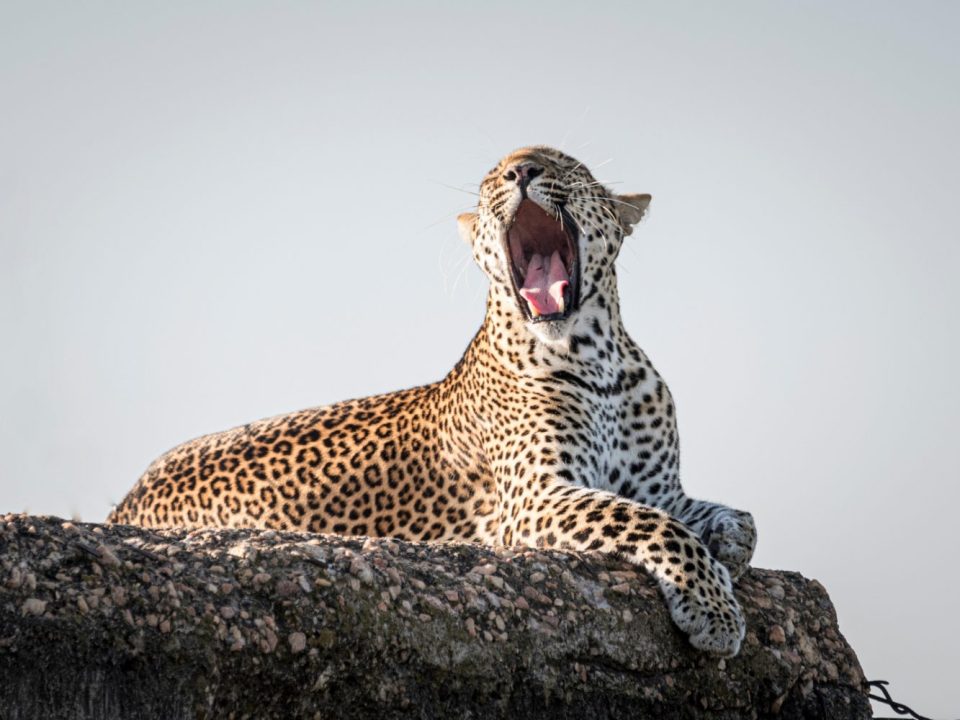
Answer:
[422,205,479,232]
[429,180,480,197]
[566,179,623,190]
[560,159,587,182]
[574,212,611,254]
[449,249,474,297]
[577,195,647,212]
[558,106,591,151]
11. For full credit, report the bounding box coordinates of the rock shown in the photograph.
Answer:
[769,624,787,644]
[288,631,306,654]
[96,544,121,567]
[0,514,870,719]
[20,598,46,616]
[348,557,374,585]
[6,566,23,589]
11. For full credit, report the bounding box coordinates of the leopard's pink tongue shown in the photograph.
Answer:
[519,251,569,317]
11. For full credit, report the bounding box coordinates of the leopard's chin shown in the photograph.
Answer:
[503,199,580,324]
[526,314,577,345]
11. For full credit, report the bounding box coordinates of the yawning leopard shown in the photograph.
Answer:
[109,146,756,655]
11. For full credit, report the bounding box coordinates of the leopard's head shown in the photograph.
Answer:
[458,146,650,344]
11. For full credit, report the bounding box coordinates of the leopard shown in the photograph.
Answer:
[109,145,757,656]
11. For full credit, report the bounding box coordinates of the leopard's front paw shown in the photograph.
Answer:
[701,509,756,581]
[661,560,746,657]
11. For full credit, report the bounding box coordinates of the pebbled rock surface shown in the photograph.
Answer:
[0,514,869,719]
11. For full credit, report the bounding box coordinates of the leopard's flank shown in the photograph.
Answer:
[110,146,757,655]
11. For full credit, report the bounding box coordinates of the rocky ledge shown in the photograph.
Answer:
[0,514,868,719]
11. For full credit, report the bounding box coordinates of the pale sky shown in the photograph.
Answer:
[2,2,958,716]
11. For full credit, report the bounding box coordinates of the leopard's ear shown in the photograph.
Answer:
[457,212,478,244]
[615,194,651,236]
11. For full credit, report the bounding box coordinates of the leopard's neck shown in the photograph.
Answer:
[472,272,641,380]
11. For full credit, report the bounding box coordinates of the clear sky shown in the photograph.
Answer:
[2,2,958,716]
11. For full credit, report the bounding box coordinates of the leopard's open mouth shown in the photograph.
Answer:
[505,199,580,323]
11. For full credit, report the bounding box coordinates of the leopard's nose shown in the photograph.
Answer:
[502,161,543,189]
